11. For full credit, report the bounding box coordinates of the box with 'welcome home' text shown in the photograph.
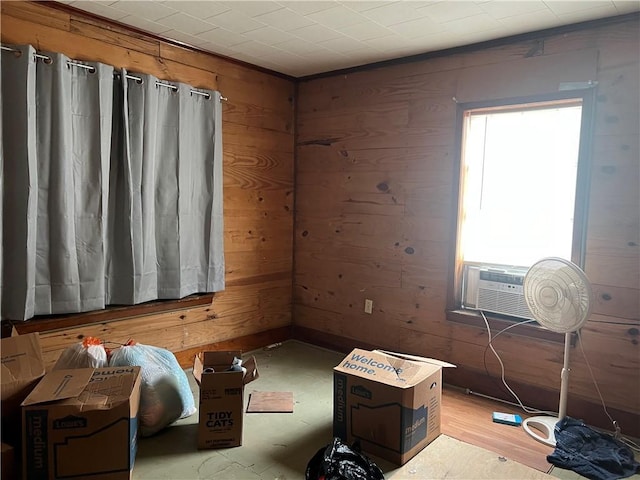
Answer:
[21,366,141,479]
[333,348,454,465]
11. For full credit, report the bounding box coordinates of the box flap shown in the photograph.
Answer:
[242,356,259,385]
[201,351,242,369]
[374,350,456,368]
[83,367,141,405]
[21,369,94,406]
[1,332,45,397]
[193,352,259,386]
[335,349,444,387]
[193,354,204,386]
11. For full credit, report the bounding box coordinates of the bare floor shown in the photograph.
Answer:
[133,340,636,480]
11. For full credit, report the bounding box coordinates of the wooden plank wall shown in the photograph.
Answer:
[295,17,640,431]
[0,1,295,367]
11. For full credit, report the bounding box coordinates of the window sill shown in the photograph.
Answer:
[3,294,214,336]
[446,308,565,344]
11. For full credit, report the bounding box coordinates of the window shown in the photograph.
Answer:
[460,100,582,267]
[448,91,594,327]
[1,45,225,323]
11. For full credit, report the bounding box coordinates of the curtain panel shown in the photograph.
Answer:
[1,45,224,321]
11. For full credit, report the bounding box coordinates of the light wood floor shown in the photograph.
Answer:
[442,385,554,473]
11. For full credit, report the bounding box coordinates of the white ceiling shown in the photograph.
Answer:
[62,1,640,77]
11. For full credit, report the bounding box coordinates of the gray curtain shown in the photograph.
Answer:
[107,70,224,304]
[2,45,36,320]
[1,46,113,320]
[1,47,224,321]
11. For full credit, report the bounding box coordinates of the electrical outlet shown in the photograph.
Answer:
[364,299,373,314]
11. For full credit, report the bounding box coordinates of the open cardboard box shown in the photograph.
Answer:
[333,348,455,465]
[2,442,17,480]
[21,366,142,479]
[1,331,46,448]
[193,351,259,449]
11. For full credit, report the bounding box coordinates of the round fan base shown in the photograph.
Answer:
[522,416,561,447]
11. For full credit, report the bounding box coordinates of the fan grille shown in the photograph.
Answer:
[524,257,592,333]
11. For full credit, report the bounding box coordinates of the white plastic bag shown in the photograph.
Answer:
[109,341,196,437]
[53,337,108,370]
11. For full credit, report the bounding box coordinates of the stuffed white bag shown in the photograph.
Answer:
[109,340,196,437]
[53,337,109,369]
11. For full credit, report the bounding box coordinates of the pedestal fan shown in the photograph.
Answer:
[522,257,593,447]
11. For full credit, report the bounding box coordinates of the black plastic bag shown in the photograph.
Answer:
[305,437,385,480]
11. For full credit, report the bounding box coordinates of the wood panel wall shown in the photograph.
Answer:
[295,16,640,433]
[2,1,638,436]
[0,1,295,367]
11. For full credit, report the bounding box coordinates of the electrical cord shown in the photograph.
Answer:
[479,311,640,451]
[480,310,558,416]
[482,317,535,399]
[575,330,640,452]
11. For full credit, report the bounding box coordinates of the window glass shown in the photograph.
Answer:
[459,102,583,268]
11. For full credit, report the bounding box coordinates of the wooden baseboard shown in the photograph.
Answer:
[292,325,380,354]
[292,325,640,438]
[174,326,292,368]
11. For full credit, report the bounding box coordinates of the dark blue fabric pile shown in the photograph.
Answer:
[548,417,640,480]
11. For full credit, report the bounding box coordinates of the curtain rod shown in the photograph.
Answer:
[1,45,227,102]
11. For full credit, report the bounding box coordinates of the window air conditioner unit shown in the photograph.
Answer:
[462,264,533,320]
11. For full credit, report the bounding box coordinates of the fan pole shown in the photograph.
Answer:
[558,331,572,420]
[522,332,572,447]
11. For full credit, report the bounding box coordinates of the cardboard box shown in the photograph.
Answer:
[193,351,259,449]
[333,349,454,465]
[2,442,17,480]
[1,331,46,446]
[21,366,141,479]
